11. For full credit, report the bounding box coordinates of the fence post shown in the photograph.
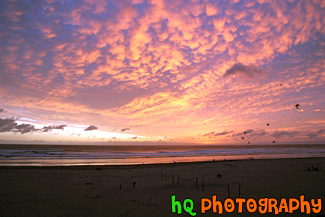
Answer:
[202,178,205,191]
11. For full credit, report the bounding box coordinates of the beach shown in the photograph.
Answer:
[1,157,324,217]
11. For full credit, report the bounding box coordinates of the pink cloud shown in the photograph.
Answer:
[0,0,324,143]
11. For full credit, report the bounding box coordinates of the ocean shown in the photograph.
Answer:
[0,144,324,166]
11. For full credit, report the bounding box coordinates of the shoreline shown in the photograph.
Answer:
[1,143,324,168]
[0,156,324,170]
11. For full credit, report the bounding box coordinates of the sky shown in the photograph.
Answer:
[0,0,324,145]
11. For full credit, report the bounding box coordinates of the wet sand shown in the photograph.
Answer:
[1,157,325,217]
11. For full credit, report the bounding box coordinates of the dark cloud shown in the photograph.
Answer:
[232,129,254,137]
[42,125,67,132]
[203,130,233,138]
[272,130,298,138]
[130,125,143,128]
[0,108,7,113]
[306,129,325,138]
[202,132,216,137]
[318,129,325,134]
[232,129,268,138]
[121,128,130,132]
[0,117,38,134]
[223,63,264,78]
[250,129,268,137]
[0,117,17,132]
[306,133,318,138]
[13,124,38,134]
[85,125,98,131]
[244,129,254,134]
[1,118,69,134]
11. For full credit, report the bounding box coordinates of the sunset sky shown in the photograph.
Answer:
[0,0,324,145]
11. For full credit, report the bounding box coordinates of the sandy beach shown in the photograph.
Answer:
[1,157,325,217]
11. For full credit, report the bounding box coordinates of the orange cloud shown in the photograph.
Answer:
[0,0,324,143]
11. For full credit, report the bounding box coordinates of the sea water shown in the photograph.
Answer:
[0,144,324,166]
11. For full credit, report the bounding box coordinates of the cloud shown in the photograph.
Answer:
[306,129,325,138]
[318,130,325,134]
[232,129,268,138]
[243,129,254,134]
[0,117,38,134]
[223,63,264,78]
[1,117,68,134]
[203,130,233,138]
[232,129,254,137]
[42,125,67,132]
[121,128,130,132]
[272,130,299,138]
[0,0,324,144]
[250,129,268,137]
[0,109,7,113]
[1,117,69,134]
[0,118,17,132]
[13,124,38,134]
[85,125,98,131]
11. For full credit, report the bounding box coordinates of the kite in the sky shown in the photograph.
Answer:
[295,104,301,110]
[266,123,269,126]
[272,141,276,143]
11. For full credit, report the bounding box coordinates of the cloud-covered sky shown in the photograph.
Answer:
[0,0,324,145]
